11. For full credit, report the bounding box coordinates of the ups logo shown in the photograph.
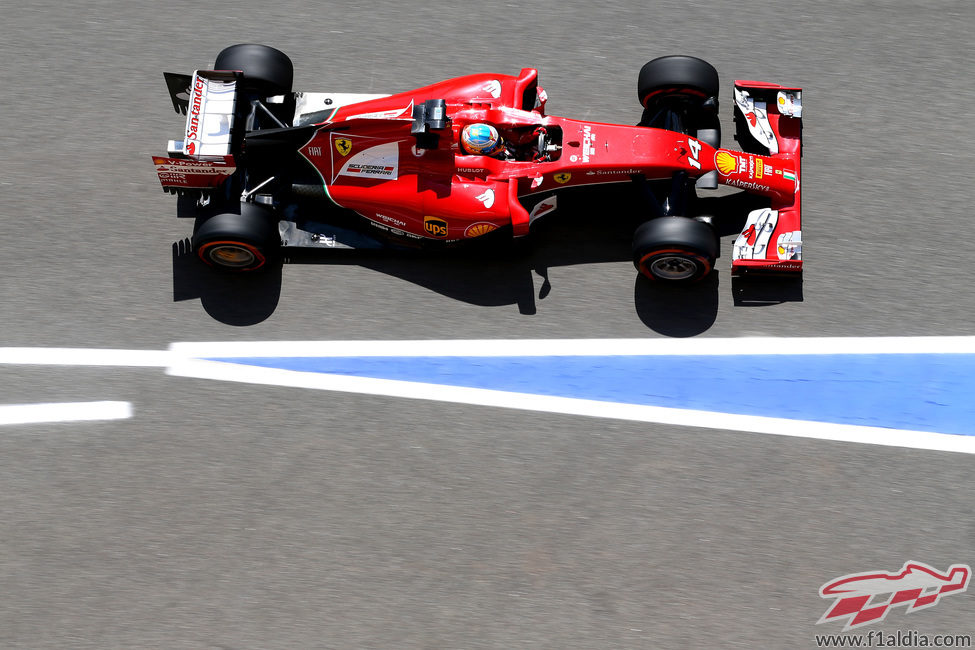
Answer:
[424,216,449,238]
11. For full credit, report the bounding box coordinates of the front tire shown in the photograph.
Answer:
[638,55,719,108]
[638,55,721,149]
[633,217,718,283]
[193,205,280,272]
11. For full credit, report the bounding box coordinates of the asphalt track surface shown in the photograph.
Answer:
[2,1,975,647]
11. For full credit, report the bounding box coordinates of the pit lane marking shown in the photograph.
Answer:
[0,401,132,426]
[0,348,172,366]
[3,338,975,453]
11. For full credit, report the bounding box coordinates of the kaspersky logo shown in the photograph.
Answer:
[818,561,971,631]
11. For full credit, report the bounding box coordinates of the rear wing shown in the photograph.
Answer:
[154,70,240,193]
[174,70,240,159]
[729,80,803,275]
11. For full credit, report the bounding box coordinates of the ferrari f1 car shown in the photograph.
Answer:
[154,44,802,282]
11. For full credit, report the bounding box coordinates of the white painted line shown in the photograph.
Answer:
[167,359,975,455]
[168,336,975,358]
[0,401,133,426]
[5,339,975,453]
[0,348,172,367]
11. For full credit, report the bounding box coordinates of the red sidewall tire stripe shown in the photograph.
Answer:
[197,240,267,271]
[637,248,712,282]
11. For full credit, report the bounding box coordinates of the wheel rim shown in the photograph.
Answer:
[208,244,257,268]
[648,255,699,280]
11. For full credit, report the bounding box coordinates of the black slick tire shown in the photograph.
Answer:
[632,217,718,283]
[638,55,719,108]
[193,205,280,272]
[214,44,293,96]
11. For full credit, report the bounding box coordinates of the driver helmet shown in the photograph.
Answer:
[461,123,504,156]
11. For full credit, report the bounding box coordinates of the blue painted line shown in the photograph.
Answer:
[207,354,975,436]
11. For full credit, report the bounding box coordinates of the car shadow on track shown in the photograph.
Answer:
[172,187,801,332]
[173,238,283,326]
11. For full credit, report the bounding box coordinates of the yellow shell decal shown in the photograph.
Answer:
[465,222,498,238]
[334,137,353,156]
[554,172,572,184]
[715,151,737,176]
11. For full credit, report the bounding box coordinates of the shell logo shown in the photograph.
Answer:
[715,151,737,176]
[465,222,498,238]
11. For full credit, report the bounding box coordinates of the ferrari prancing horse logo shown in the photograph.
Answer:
[335,138,352,156]
[554,172,572,184]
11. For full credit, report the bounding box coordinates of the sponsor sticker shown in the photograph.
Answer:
[153,155,235,188]
[553,172,572,184]
[464,222,498,238]
[423,216,449,238]
[336,141,399,181]
[375,213,407,228]
[595,169,641,176]
[475,188,495,208]
[776,230,802,260]
[184,75,206,145]
[346,164,395,176]
[581,125,596,162]
[726,178,771,192]
[482,80,502,99]
[715,151,737,176]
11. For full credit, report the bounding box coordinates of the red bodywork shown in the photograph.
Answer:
[155,66,803,273]
[292,68,801,271]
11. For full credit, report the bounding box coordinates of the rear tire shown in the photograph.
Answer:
[214,44,293,96]
[633,217,718,283]
[193,205,280,272]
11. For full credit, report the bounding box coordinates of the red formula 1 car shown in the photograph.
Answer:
[154,44,802,282]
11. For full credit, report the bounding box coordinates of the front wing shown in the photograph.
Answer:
[729,80,803,275]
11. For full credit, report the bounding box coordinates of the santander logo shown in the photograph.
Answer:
[185,76,206,144]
